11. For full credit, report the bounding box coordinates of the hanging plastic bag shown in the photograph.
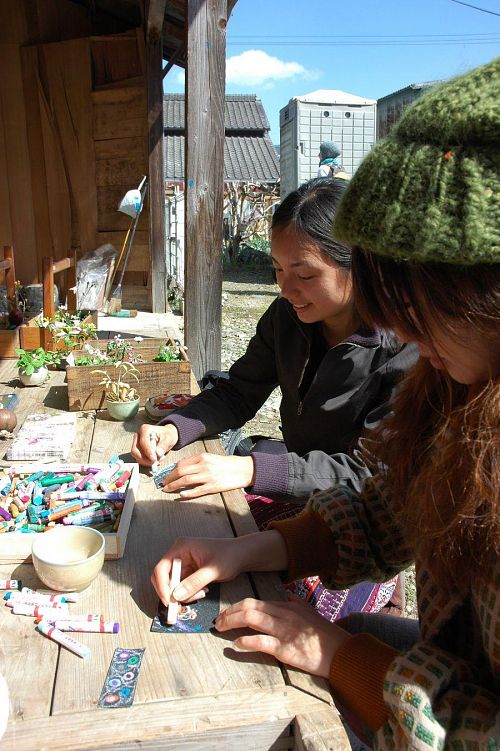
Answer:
[118,176,147,218]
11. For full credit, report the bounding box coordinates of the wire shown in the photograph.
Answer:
[228,39,500,47]
[450,0,500,17]
[229,32,499,39]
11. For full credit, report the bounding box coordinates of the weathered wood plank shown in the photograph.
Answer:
[95,152,147,188]
[0,559,60,722]
[94,136,147,161]
[5,687,321,751]
[205,436,337,706]
[184,0,227,377]
[42,38,97,256]
[21,44,69,276]
[294,707,350,751]
[44,424,284,717]
[0,43,37,284]
[93,87,146,142]
[91,35,143,87]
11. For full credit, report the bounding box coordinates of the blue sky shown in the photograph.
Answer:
[164,0,499,144]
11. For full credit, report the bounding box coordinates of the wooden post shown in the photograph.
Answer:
[147,1,167,313]
[41,256,54,350]
[3,246,15,306]
[185,0,227,379]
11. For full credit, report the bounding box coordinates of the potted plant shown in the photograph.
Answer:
[92,362,140,421]
[15,347,60,386]
[36,310,97,362]
[152,341,183,362]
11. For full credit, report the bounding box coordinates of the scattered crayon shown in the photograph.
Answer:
[0,579,22,590]
[36,621,90,659]
[51,620,119,633]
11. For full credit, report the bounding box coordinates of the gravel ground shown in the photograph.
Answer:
[219,266,417,618]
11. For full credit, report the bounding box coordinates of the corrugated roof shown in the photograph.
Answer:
[164,93,270,132]
[295,89,376,105]
[377,81,439,104]
[164,134,279,182]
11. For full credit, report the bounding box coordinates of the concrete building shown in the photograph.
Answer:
[279,89,376,197]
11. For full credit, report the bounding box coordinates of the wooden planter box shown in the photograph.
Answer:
[66,339,192,411]
[0,314,39,358]
[19,311,98,351]
[0,462,139,563]
[0,325,22,358]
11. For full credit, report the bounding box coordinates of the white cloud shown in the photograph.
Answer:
[226,50,308,87]
[168,51,316,90]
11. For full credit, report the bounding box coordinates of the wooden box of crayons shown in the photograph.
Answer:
[0,462,139,564]
[65,338,193,411]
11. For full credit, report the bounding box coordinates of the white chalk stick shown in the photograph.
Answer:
[167,558,182,625]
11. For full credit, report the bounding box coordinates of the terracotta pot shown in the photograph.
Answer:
[105,397,140,421]
[18,366,48,387]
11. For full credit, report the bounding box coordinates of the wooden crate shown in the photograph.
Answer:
[0,463,139,563]
[66,343,192,411]
[19,311,98,351]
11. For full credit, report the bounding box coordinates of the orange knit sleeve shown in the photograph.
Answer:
[269,507,338,582]
[330,633,399,732]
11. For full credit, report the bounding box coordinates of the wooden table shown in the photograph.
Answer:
[0,362,349,750]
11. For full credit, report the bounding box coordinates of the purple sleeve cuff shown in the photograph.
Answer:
[250,452,289,497]
[158,413,206,449]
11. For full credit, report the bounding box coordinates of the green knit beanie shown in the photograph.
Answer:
[334,58,499,264]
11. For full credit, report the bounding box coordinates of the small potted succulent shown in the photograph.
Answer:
[92,362,140,421]
[15,347,61,387]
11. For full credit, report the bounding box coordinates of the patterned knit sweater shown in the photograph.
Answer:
[271,477,500,749]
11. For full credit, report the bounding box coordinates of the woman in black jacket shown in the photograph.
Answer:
[132,177,417,618]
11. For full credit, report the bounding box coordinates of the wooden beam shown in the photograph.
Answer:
[147,0,167,37]
[184,0,227,379]
[146,15,167,312]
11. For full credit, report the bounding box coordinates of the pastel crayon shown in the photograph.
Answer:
[67,509,113,526]
[40,474,74,487]
[36,621,90,659]
[20,587,79,604]
[12,603,69,617]
[26,471,44,483]
[40,500,84,522]
[5,591,67,605]
[52,620,119,633]
[0,507,12,522]
[42,612,102,622]
[114,471,131,488]
[166,558,182,625]
[0,579,22,590]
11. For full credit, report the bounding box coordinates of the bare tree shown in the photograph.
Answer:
[223,182,279,263]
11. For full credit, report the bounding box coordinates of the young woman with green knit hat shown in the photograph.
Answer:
[150,59,499,749]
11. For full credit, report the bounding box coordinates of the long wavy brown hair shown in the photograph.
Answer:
[352,250,500,591]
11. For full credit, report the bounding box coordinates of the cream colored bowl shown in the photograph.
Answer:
[31,526,105,592]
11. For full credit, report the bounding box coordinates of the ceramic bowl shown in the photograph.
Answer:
[31,526,105,592]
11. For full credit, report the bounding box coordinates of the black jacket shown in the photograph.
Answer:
[165,296,418,499]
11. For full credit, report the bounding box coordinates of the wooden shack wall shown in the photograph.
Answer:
[0,1,150,292]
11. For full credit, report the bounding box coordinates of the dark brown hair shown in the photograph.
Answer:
[353,250,500,589]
